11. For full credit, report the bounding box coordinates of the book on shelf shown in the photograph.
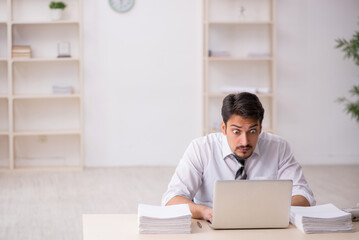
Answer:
[138,204,192,234]
[208,50,231,57]
[290,203,354,234]
[12,45,31,52]
[248,52,270,58]
[52,85,74,94]
[12,45,32,59]
[12,53,31,58]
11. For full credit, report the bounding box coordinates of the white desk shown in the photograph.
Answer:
[83,214,359,240]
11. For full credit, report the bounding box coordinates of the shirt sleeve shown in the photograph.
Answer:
[161,139,205,206]
[277,140,316,206]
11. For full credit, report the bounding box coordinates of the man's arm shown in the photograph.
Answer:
[167,194,310,221]
[277,140,316,206]
[291,195,310,206]
[166,196,213,223]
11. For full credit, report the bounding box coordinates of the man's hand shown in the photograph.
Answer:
[166,196,213,223]
[197,204,213,223]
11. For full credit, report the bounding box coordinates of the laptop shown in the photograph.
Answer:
[209,180,293,229]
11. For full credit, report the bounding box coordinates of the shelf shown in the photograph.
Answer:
[13,98,81,131]
[14,130,81,136]
[12,0,80,24]
[208,23,271,58]
[207,21,273,25]
[206,93,273,98]
[0,23,6,60]
[0,0,6,24]
[12,58,80,63]
[12,20,80,25]
[207,0,272,23]
[2,0,83,170]
[12,166,82,171]
[13,60,80,95]
[12,24,80,59]
[0,134,9,168]
[203,0,276,135]
[14,134,81,168]
[0,98,8,131]
[13,94,81,100]
[207,57,272,62]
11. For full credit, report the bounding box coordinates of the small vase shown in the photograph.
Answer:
[50,9,63,21]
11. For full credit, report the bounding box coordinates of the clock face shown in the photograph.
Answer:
[109,0,135,13]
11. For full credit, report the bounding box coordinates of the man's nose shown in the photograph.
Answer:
[240,133,248,146]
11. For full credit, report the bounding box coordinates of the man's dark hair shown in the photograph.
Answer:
[221,92,265,124]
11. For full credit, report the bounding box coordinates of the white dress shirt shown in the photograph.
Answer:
[162,132,316,207]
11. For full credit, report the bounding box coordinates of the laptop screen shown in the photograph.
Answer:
[210,180,293,229]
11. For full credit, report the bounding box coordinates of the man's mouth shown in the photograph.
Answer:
[236,145,252,153]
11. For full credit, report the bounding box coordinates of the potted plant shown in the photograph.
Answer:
[335,21,359,123]
[49,1,67,21]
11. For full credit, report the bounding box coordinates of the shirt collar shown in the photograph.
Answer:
[221,133,262,160]
[222,134,233,160]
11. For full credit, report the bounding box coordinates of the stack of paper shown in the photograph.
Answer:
[138,204,192,234]
[290,203,354,234]
[221,86,271,94]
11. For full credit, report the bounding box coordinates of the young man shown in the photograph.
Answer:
[162,92,315,223]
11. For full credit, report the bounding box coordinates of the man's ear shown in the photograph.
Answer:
[221,121,226,135]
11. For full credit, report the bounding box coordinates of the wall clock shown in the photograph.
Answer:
[109,0,135,13]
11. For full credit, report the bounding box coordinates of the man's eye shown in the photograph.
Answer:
[250,129,257,134]
[233,129,240,134]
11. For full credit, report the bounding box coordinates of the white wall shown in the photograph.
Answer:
[83,0,359,166]
[83,0,202,166]
[276,0,359,164]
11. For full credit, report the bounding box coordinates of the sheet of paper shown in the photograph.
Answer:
[138,204,191,219]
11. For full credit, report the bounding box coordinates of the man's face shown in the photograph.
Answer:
[221,115,262,159]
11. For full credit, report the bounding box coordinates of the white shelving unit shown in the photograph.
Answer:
[0,0,83,170]
[203,0,276,134]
